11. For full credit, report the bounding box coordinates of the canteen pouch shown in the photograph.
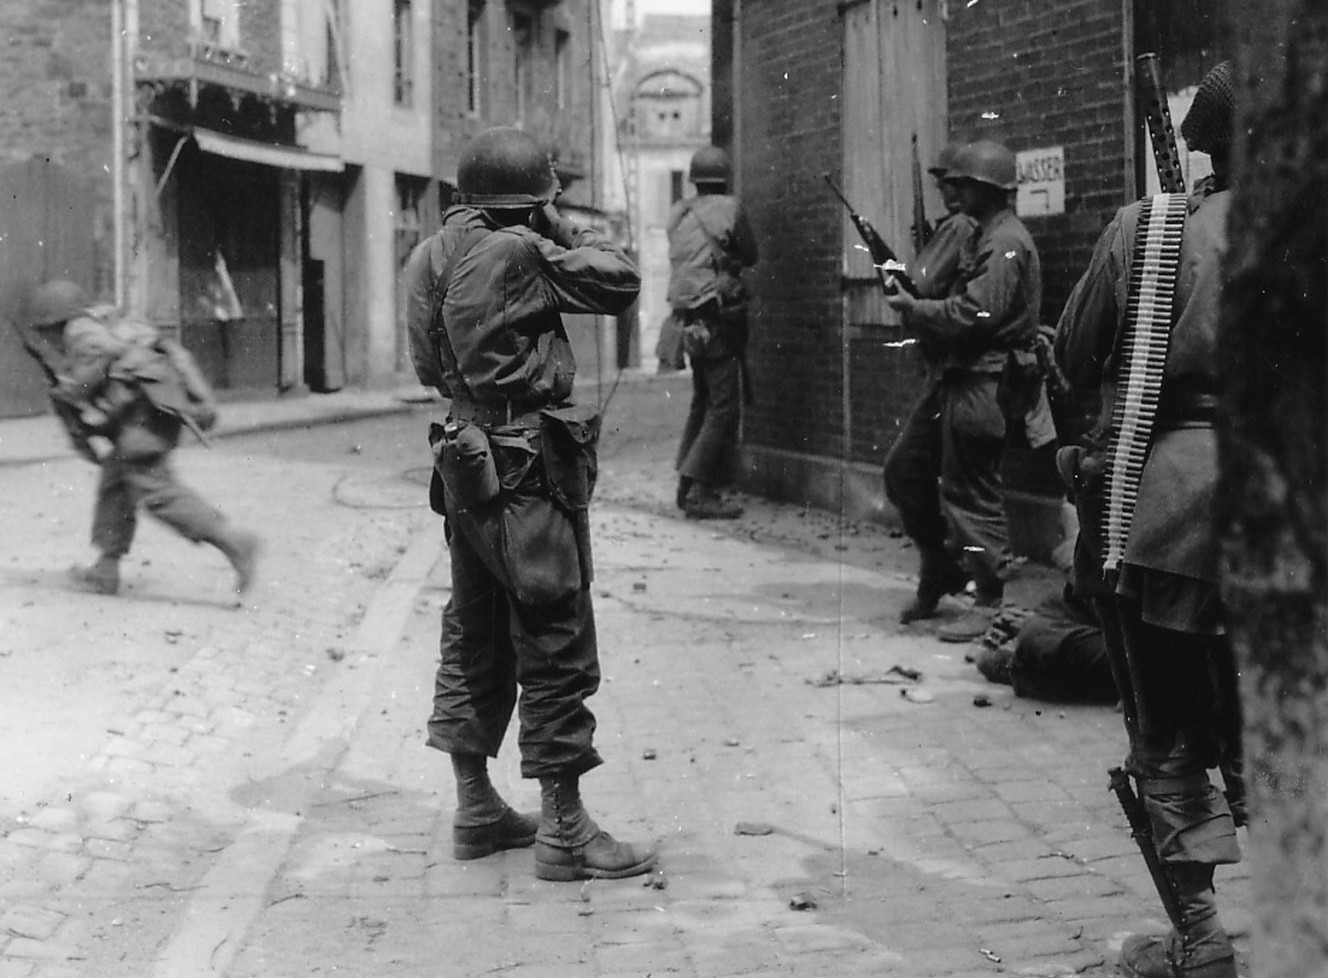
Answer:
[430,420,500,511]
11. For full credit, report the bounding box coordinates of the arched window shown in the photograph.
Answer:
[631,70,703,140]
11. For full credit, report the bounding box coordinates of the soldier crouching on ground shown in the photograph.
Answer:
[402,127,657,881]
[22,279,260,598]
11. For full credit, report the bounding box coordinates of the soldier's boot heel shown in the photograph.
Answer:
[1119,933,1236,978]
[1119,863,1236,978]
[453,806,539,861]
[215,528,261,595]
[69,554,120,595]
[450,754,538,860]
[534,776,657,881]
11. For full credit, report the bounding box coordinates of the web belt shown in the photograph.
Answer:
[1100,192,1188,575]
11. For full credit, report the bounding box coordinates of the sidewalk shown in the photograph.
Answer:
[0,384,430,469]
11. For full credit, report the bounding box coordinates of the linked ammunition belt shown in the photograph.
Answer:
[1100,192,1188,575]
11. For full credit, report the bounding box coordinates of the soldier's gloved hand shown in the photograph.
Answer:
[533,203,580,247]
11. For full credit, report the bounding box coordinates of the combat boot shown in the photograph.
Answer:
[450,754,538,861]
[675,476,694,511]
[69,554,120,595]
[1119,863,1237,978]
[533,775,657,881]
[214,527,261,594]
[900,550,970,623]
[682,484,742,520]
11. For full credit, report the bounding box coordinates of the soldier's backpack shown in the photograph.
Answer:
[93,309,219,435]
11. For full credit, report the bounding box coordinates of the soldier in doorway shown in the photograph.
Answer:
[885,140,1042,641]
[1055,63,1243,978]
[23,279,259,598]
[402,127,657,881]
[666,145,760,520]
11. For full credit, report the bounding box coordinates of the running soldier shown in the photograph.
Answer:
[1055,62,1242,978]
[23,280,259,598]
[666,145,760,520]
[402,127,657,881]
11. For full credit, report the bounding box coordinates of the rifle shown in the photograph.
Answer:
[1108,766,1185,929]
[1135,53,1186,194]
[910,133,932,254]
[822,173,919,298]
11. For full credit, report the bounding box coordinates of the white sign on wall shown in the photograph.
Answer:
[1015,145,1065,217]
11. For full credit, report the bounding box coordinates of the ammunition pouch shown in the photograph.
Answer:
[540,404,601,588]
[997,347,1046,422]
[539,404,601,512]
[681,298,748,360]
[427,417,585,606]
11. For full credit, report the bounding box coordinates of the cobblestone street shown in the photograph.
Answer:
[0,378,1252,977]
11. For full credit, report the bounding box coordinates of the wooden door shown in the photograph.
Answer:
[839,0,947,462]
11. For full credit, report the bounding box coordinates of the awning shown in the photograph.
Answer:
[193,128,343,173]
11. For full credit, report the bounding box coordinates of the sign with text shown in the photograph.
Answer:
[1015,146,1065,217]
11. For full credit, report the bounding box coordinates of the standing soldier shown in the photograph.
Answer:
[883,141,979,622]
[23,280,259,598]
[885,140,1042,640]
[402,127,657,881]
[667,145,760,520]
[1055,62,1242,978]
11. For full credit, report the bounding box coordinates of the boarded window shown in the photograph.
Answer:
[840,0,947,327]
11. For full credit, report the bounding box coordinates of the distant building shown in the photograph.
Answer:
[0,0,600,417]
[602,6,710,369]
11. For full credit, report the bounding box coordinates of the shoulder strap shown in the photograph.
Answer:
[427,226,489,393]
[684,199,728,267]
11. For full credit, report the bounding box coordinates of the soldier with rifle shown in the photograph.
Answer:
[18,279,259,598]
[1054,61,1243,978]
[884,140,1043,640]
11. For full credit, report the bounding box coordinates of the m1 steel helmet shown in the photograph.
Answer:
[456,127,559,209]
[26,279,89,328]
[928,141,966,178]
[688,146,731,186]
[948,139,1018,190]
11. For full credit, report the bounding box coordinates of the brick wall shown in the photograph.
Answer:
[945,0,1129,325]
[736,0,845,458]
[0,2,115,294]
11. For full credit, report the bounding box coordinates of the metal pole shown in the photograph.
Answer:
[111,0,126,308]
